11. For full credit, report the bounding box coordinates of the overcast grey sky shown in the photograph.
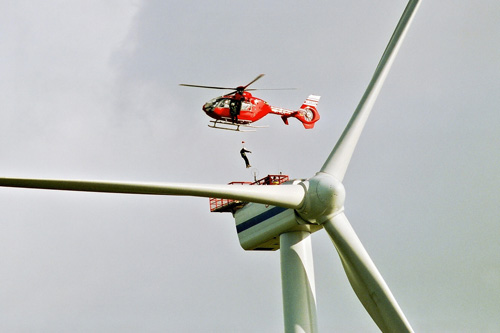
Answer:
[1,1,499,332]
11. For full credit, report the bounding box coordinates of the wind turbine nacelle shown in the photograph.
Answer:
[233,202,321,251]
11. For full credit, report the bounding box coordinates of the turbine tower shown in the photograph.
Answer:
[0,1,420,331]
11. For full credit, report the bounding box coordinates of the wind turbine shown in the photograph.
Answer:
[0,0,420,332]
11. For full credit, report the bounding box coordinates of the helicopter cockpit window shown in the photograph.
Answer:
[216,99,230,108]
[203,98,218,112]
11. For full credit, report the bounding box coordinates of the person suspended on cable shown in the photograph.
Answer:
[240,141,252,168]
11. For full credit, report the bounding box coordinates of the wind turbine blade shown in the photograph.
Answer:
[0,177,305,209]
[323,212,413,332]
[321,0,420,181]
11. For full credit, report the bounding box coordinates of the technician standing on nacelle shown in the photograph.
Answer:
[240,141,252,168]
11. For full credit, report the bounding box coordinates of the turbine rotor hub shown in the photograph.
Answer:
[297,172,346,224]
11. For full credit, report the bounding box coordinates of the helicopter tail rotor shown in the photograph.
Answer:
[279,95,321,129]
[296,95,321,129]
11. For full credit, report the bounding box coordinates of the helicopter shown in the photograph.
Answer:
[180,74,320,131]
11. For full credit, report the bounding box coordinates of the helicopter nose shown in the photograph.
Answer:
[203,101,212,113]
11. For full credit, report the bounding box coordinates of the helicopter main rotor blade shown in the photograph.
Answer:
[0,177,305,209]
[320,0,420,182]
[179,74,265,92]
[247,88,297,91]
[242,73,265,90]
[323,212,413,332]
[179,84,236,90]
[180,74,293,94]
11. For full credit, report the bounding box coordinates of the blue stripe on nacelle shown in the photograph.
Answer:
[236,206,288,233]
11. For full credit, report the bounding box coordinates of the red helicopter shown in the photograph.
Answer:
[180,74,320,131]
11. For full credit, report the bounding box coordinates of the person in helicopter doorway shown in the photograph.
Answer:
[229,91,244,123]
[240,141,252,168]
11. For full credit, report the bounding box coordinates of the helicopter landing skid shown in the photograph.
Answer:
[208,120,268,132]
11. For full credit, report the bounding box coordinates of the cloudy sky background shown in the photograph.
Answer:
[1,0,499,331]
